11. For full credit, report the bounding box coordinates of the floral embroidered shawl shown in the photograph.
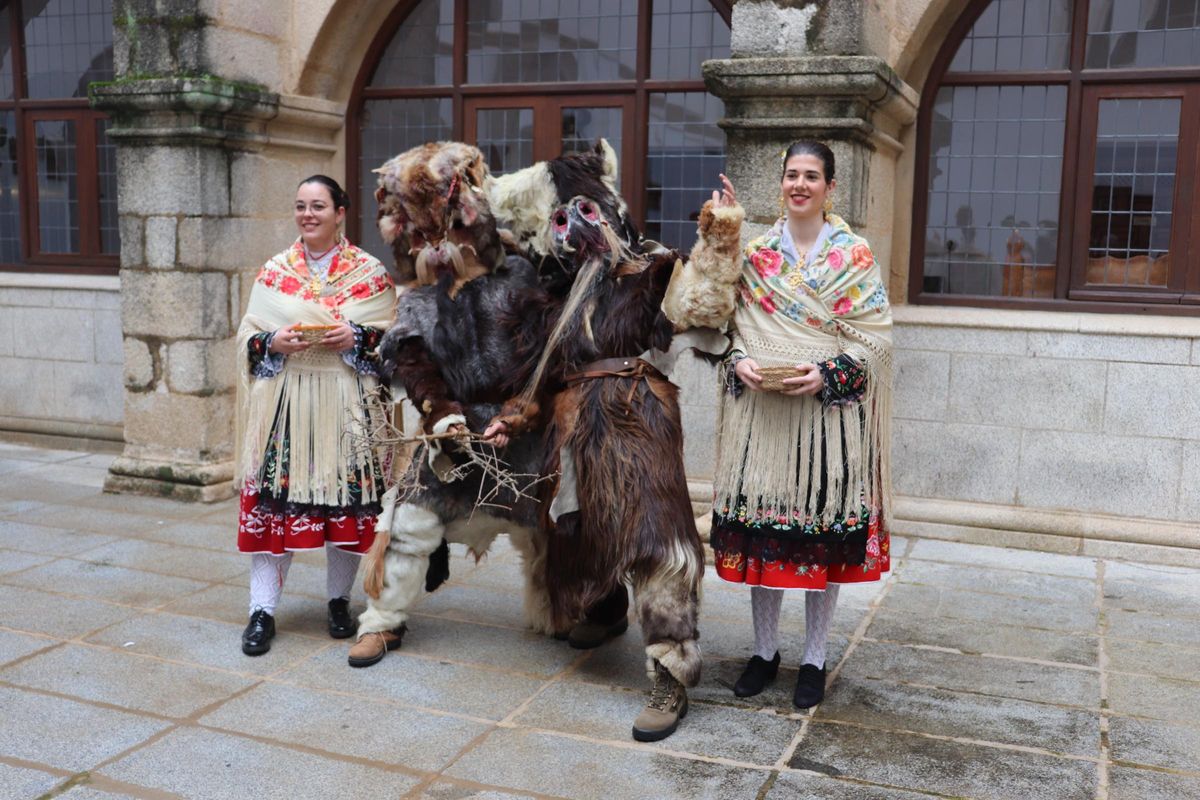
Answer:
[235,237,397,506]
[713,214,893,528]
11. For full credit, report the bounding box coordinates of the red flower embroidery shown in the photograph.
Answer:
[750,247,783,278]
[350,282,372,299]
[279,276,302,295]
[826,248,845,271]
[832,296,852,316]
[759,292,777,314]
[850,243,874,270]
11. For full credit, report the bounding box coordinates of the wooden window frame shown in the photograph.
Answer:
[909,0,1200,314]
[346,0,732,245]
[0,0,117,276]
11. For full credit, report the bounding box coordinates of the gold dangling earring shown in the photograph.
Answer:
[823,196,833,219]
[778,195,786,216]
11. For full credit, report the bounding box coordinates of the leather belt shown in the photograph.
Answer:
[565,356,664,413]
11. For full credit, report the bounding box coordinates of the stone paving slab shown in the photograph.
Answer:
[1108,768,1200,800]
[400,616,583,679]
[1108,714,1200,772]
[907,539,1098,578]
[865,607,1099,665]
[818,674,1099,756]
[0,685,171,772]
[415,780,550,799]
[98,726,423,799]
[1,642,256,718]
[1107,607,1200,648]
[275,646,546,720]
[445,728,770,799]
[0,762,62,799]
[87,610,332,677]
[199,681,491,773]
[3,558,208,609]
[1104,578,1200,617]
[1106,638,1200,679]
[0,520,116,556]
[0,548,55,576]
[73,538,250,582]
[0,628,54,666]
[838,640,1101,709]
[897,558,1097,606]
[790,721,1099,800]
[513,680,798,765]
[1107,671,1200,726]
[885,581,1099,633]
[0,583,139,638]
[764,772,945,799]
[126,518,233,549]
[56,787,142,800]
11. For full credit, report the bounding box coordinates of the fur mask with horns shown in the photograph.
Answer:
[374,142,503,286]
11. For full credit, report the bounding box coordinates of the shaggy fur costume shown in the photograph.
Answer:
[491,186,743,688]
[358,143,554,639]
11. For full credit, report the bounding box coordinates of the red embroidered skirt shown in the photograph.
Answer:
[236,480,378,556]
[713,513,890,590]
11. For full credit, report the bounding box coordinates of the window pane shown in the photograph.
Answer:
[475,107,534,175]
[645,91,725,251]
[357,97,454,260]
[97,118,119,255]
[649,0,731,80]
[1085,97,1179,288]
[369,0,454,88]
[0,111,19,263]
[1086,0,1200,68]
[560,106,622,159]
[36,119,79,254]
[22,0,114,99]
[466,0,638,83]
[0,10,13,100]
[949,0,1072,72]
[922,85,1067,298]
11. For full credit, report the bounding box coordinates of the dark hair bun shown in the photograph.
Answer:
[298,174,351,211]
[781,141,835,183]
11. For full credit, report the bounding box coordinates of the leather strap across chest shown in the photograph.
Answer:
[565,356,665,412]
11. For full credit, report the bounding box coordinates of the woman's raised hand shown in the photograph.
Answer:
[482,419,510,448]
[781,363,823,397]
[734,357,763,391]
[269,323,311,355]
[712,173,736,208]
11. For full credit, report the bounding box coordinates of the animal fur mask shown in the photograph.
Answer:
[374,142,503,285]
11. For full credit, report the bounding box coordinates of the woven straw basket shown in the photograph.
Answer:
[295,324,336,345]
[757,365,799,392]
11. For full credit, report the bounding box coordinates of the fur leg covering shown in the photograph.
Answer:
[508,524,555,636]
[357,503,445,636]
[634,541,705,688]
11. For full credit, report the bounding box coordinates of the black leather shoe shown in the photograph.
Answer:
[327,597,357,639]
[733,652,780,697]
[793,663,826,709]
[241,608,275,656]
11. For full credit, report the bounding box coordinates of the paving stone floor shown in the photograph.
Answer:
[1,441,1198,799]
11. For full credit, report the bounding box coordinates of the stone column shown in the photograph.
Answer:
[705,1,919,243]
[92,3,344,500]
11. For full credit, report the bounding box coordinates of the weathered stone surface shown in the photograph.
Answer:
[200,682,490,772]
[817,676,1099,756]
[122,337,157,390]
[949,354,1106,432]
[165,337,236,395]
[730,1,820,58]
[0,629,54,666]
[893,324,1029,355]
[893,348,950,421]
[122,391,235,457]
[176,216,295,271]
[908,539,1097,577]
[120,270,231,338]
[77,537,247,581]
[1,643,254,717]
[0,583,137,639]
[143,216,177,269]
[885,582,1098,635]
[1027,331,1191,365]
[1107,607,1200,648]
[446,728,769,800]
[119,214,145,267]
[12,306,94,362]
[115,146,230,216]
[1109,715,1200,771]
[897,558,1096,605]
[0,685,170,772]
[100,727,422,798]
[5,558,207,609]
[94,309,125,364]
[1018,430,1182,520]
[1106,639,1200,680]
[0,519,117,555]
[1107,672,1200,725]
[201,26,282,88]
[789,721,1097,799]
[866,609,1098,666]
[1105,363,1200,440]
[0,763,61,799]
[1108,767,1200,800]
[893,419,1021,503]
[766,772,944,799]
[53,360,125,425]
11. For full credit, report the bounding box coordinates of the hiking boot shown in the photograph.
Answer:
[733,651,780,698]
[632,662,688,742]
[793,663,826,709]
[567,616,629,650]
[241,608,275,656]
[347,625,406,668]
[327,597,357,639]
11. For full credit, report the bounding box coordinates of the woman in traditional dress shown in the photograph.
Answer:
[234,175,397,656]
[711,141,892,707]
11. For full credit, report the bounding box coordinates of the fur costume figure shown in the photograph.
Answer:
[355,142,555,650]
[488,183,745,697]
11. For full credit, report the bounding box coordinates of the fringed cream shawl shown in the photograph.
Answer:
[235,238,397,507]
[713,214,893,527]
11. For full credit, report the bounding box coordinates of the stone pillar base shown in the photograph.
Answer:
[103,456,235,503]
